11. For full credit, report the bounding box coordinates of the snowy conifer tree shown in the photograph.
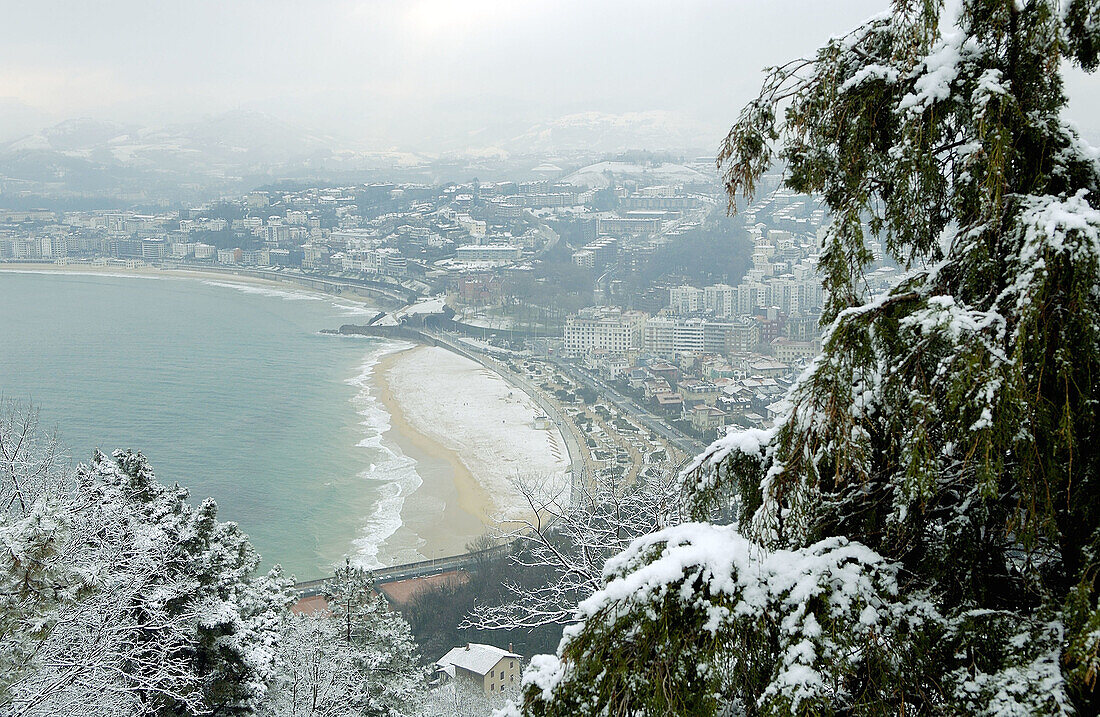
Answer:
[517,1,1100,715]
[1,405,204,715]
[81,449,296,715]
[262,613,366,717]
[265,558,424,717]
[0,403,295,716]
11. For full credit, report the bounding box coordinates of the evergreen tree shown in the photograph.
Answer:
[80,449,296,715]
[284,559,425,717]
[517,1,1100,714]
[263,613,367,717]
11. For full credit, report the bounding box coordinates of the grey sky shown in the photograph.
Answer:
[2,0,1098,149]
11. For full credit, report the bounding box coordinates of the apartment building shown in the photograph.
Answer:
[564,307,646,355]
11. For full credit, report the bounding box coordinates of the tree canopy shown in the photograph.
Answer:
[516,1,1100,714]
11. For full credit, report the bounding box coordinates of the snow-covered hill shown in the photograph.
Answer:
[560,160,711,189]
[501,111,718,155]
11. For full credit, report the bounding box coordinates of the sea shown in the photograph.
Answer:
[0,270,424,580]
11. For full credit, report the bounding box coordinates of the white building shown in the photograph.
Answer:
[669,285,705,314]
[454,244,522,262]
[704,284,736,318]
[436,643,522,698]
[643,316,676,357]
[564,307,646,355]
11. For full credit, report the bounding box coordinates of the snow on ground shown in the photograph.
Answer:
[560,161,708,189]
[385,346,569,519]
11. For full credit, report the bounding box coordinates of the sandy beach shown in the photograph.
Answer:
[381,345,571,525]
[2,263,564,564]
[371,346,495,559]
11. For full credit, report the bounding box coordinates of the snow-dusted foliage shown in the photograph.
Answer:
[82,449,296,715]
[263,614,372,717]
[465,470,682,631]
[265,559,425,717]
[524,526,899,715]
[0,401,295,716]
[519,1,1100,714]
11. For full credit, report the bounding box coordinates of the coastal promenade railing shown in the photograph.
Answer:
[294,542,511,597]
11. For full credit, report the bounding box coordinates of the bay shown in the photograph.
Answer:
[0,270,416,580]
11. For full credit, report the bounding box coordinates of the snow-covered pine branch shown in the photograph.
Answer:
[517,1,1100,714]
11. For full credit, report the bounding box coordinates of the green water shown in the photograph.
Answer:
[0,270,418,579]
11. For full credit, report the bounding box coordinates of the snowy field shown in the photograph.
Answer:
[384,346,570,519]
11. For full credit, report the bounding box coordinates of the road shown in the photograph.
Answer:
[295,543,511,597]
[549,358,703,457]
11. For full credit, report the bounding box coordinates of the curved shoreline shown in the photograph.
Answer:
[0,262,392,310]
[1,265,545,566]
[371,346,494,560]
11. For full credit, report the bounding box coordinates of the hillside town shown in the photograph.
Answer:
[0,156,900,463]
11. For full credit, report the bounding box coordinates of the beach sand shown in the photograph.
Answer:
[381,345,570,526]
[372,347,495,560]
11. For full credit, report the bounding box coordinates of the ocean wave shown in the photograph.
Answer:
[0,268,173,281]
[200,279,325,302]
[344,340,421,568]
[331,300,378,318]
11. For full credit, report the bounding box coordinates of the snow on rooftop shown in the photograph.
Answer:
[437,643,520,675]
[559,161,708,189]
[399,295,447,316]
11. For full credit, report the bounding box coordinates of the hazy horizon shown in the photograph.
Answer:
[4,0,1099,152]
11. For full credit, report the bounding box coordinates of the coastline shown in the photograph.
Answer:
[371,345,496,559]
[2,264,550,565]
[381,345,570,526]
[0,262,386,311]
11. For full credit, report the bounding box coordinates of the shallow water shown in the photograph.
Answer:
[0,270,420,579]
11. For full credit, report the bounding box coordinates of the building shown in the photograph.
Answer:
[704,283,736,317]
[690,404,728,433]
[563,307,646,355]
[669,285,704,314]
[436,643,522,697]
[679,380,720,408]
[596,216,663,236]
[772,338,818,365]
[673,319,705,355]
[458,275,506,305]
[643,316,676,357]
[454,244,522,262]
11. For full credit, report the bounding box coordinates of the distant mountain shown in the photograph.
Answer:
[6,118,139,153]
[2,112,341,172]
[0,112,380,202]
[0,109,722,203]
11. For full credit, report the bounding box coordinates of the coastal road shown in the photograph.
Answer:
[549,358,703,457]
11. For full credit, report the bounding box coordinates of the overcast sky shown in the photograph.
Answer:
[2,0,1098,149]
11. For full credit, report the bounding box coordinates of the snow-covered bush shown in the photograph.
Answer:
[0,403,295,716]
